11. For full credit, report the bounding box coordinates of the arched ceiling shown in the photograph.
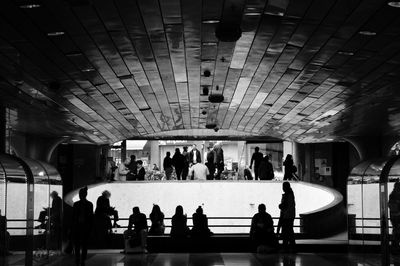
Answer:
[1,0,400,144]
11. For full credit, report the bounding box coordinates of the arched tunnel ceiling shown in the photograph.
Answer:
[1,0,400,144]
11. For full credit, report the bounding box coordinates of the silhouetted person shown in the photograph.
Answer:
[278,182,296,251]
[214,143,224,179]
[127,155,137,181]
[191,206,212,238]
[171,205,189,239]
[258,156,275,180]
[136,160,146,181]
[123,207,148,253]
[172,148,185,180]
[164,152,173,180]
[250,147,264,180]
[149,205,165,235]
[182,146,190,180]
[50,191,62,249]
[0,210,11,256]
[189,144,202,164]
[206,146,215,180]
[389,182,400,252]
[95,190,120,228]
[72,187,93,266]
[250,204,278,253]
[283,155,295,180]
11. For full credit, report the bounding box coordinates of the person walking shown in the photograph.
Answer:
[172,148,185,180]
[206,145,215,180]
[250,147,264,180]
[163,152,174,180]
[182,146,190,180]
[72,187,93,266]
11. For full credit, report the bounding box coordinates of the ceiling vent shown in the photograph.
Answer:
[208,94,224,103]
[215,22,242,42]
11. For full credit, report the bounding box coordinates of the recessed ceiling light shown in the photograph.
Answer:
[81,68,95,72]
[47,31,65,37]
[337,51,354,56]
[264,10,285,17]
[359,30,376,36]
[71,139,79,142]
[388,1,400,7]
[245,12,262,16]
[19,4,41,8]
[326,138,334,141]
[202,19,219,24]
[202,42,217,46]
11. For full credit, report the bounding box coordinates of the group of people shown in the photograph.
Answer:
[114,155,146,181]
[70,181,296,264]
[163,143,225,181]
[245,148,298,181]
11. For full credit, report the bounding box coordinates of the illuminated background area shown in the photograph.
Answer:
[65,181,341,234]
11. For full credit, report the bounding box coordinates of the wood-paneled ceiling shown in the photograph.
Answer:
[1,0,400,143]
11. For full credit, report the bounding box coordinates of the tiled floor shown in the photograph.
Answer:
[1,252,398,266]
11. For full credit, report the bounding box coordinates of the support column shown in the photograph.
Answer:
[237,141,246,178]
[150,140,160,169]
[0,107,5,154]
[121,140,127,162]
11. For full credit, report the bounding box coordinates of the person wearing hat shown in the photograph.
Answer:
[72,187,93,266]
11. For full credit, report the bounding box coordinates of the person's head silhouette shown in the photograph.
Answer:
[258,203,266,213]
[132,206,140,214]
[175,205,184,216]
[196,206,203,215]
[79,187,88,200]
[283,181,292,193]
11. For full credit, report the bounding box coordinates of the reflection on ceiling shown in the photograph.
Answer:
[1,0,400,143]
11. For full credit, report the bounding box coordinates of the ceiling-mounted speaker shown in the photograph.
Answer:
[208,94,224,103]
[204,70,211,77]
[202,86,209,95]
[202,110,207,115]
[205,123,217,129]
[215,22,242,42]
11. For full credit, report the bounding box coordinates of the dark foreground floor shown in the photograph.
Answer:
[1,252,397,266]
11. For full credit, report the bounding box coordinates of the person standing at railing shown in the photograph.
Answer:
[389,182,400,253]
[0,210,11,256]
[72,187,93,266]
[278,181,296,252]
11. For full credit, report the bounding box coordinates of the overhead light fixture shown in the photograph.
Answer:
[388,1,400,7]
[19,3,41,8]
[47,31,65,37]
[264,10,285,17]
[202,19,219,24]
[203,70,211,77]
[337,51,354,56]
[71,139,79,142]
[358,30,376,36]
[202,42,217,46]
[215,22,242,42]
[244,12,262,16]
[208,94,224,103]
[81,67,95,72]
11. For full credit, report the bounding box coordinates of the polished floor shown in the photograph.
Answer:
[1,252,398,266]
